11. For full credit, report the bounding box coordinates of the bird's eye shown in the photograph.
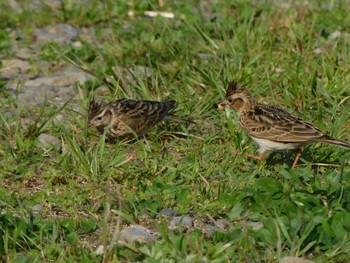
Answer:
[96,116,103,121]
[227,98,233,104]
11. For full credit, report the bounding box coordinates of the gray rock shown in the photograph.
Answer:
[38,134,60,148]
[156,208,180,219]
[31,203,43,215]
[280,256,315,263]
[39,0,62,9]
[194,219,216,235]
[330,30,341,39]
[34,24,80,44]
[4,111,14,118]
[12,0,62,11]
[111,65,152,97]
[6,66,94,105]
[243,221,264,231]
[13,68,92,88]
[168,216,194,230]
[194,218,227,235]
[0,59,31,79]
[54,114,67,125]
[6,0,22,13]
[119,225,157,244]
[215,218,229,230]
[10,85,75,105]
[15,47,36,60]
[95,245,104,255]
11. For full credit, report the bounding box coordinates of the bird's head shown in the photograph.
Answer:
[218,81,254,114]
[88,98,113,131]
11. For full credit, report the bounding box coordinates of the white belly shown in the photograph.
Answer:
[251,137,300,153]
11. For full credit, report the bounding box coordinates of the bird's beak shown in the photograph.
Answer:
[217,101,227,110]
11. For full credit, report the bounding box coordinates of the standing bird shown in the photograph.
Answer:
[88,98,190,141]
[218,80,350,167]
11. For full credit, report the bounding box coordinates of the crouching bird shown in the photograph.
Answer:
[88,98,192,141]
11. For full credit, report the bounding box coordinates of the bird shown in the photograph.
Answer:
[218,80,350,167]
[88,97,191,141]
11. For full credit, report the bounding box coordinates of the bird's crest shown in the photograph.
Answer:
[88,97,103,118]
[225,80,239,97]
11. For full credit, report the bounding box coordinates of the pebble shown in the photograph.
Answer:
[119,225,157,244]
[6,0,23,13]
[242,221,264,231]
[8,84,74,105]
[280,256,315,263]
[215,218,229,230]
[168,216,194,230]
[156,208,180,219]
[313,48,322,55]
[194,219,219,235]
[54,114,67,125]
[6,66,94,105]
[95,245,104,255]
[112,65,152,91]
[34,24,80,44]
[31,203,43,215]
[37,134,60,149]
[330,30,341,39]
[15,47,36,60]
[0,59,31,79]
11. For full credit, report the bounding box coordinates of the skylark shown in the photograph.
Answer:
[218,80,350,167]
[88,98,190,141]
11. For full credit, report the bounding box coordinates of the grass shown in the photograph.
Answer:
[1,0,350,262]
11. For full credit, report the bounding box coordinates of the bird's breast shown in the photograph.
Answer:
[251,136,301,152]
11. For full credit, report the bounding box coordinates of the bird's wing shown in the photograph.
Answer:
[242,104,325,143]
[112,99,176,134]
[144,100,176,126]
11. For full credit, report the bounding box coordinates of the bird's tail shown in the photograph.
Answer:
[319,135,350,149]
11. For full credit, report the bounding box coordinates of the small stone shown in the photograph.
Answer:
[6,0,23,13]
[330,30,341,39]
[31,203,43,215]
[72,41,83,48]
[119,225,157,244]
[274,67,284,73]
[168,216,194,230]
[0,59,31,79]
[215,218,229,230]
[94,86,110,96]
[34,24,80,44]
[6,66,94,106]
[54,114,67,125]
[280,256,315,263]
[38,134,60,148]
[193,219,217,235]
[313,48,322,55]
[21,71,91,88]
[95,245,104,255]
[156,208,180,219]
[193,218,206,229]
[4,111,14,118]
[243,221,264,231]
[16,48,35,60]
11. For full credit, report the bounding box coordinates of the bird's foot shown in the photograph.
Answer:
[291,147,305,168]
[230,149,265,161]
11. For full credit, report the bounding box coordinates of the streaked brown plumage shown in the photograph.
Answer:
[218,81,350,166]
[88,98,186,140]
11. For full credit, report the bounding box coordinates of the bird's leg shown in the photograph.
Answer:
[291,147,305,168]
[230,149,268,161]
